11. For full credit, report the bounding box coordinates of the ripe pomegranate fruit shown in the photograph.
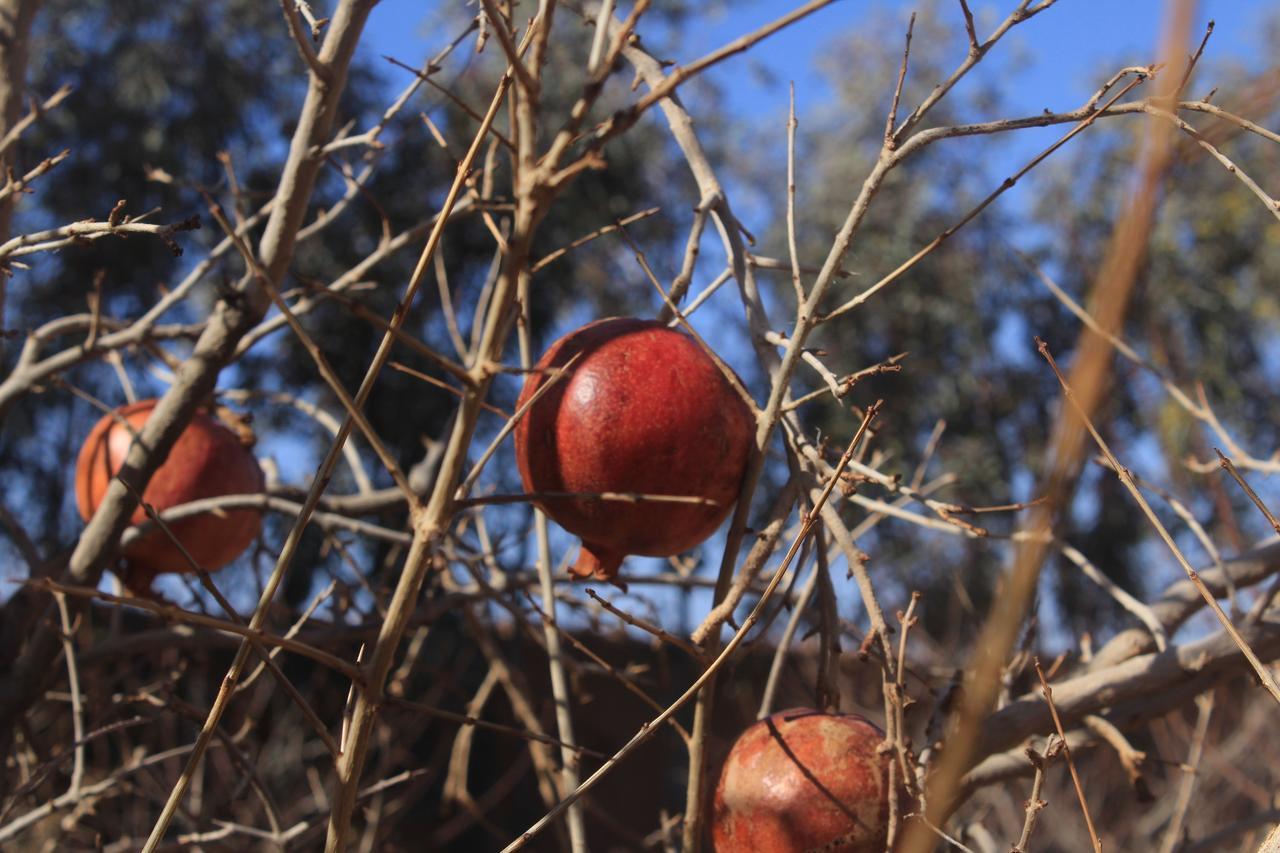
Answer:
[513,317,754,581]
[712,708,894,853]
[75,398,264,592]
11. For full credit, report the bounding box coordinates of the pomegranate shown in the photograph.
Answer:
[513,317,754,581]
[712,708,893,853]
[74,398,264,591]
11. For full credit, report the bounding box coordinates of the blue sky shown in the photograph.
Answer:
[361,1,1276,246]
[682,1,1273,109]
[364,1,1274,129]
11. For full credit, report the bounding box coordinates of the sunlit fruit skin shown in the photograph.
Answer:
[74,399,264,590]
[513,317,754,581]
[712,708,893,853]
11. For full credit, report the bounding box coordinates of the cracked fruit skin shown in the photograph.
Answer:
[74,399,264,591]
[513,317,754,581]
[712,708,893,853]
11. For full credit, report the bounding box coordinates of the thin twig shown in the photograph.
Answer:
[1158,690,1214,853]
[1038,339,1280,707]
[455,352,583,500]
[1034,657,1102,853]
[279,0,328,78]
[1215,450,1280,536]
[886,590,922,849]
[521,592,691,742]
[1175,19,1214,97]
[531,207,660,272]
[1082,714,1148,796]
[586,0,615,73]
[25,578,364,682]
[51,593,85,798]
[786,83,804,303]
[883,12,915,149]
[957,0,978,51]
[1010,741,1056,853]
[663,200,711,316]
[585,588,706,662]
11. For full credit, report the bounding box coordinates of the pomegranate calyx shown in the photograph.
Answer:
[569,542,625,582]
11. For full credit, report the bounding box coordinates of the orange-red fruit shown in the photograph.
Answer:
[713,708,893,853]
[74,399,264,589]
[513,317,754,581]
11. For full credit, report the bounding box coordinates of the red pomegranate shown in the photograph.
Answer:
[513,317,754,581]
[75,398,264,591]
[712,708,893,853]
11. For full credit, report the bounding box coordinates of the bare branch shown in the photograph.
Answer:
[279,0,328,79]
[1035,658,1102,853]
[1039,338,1280,708]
